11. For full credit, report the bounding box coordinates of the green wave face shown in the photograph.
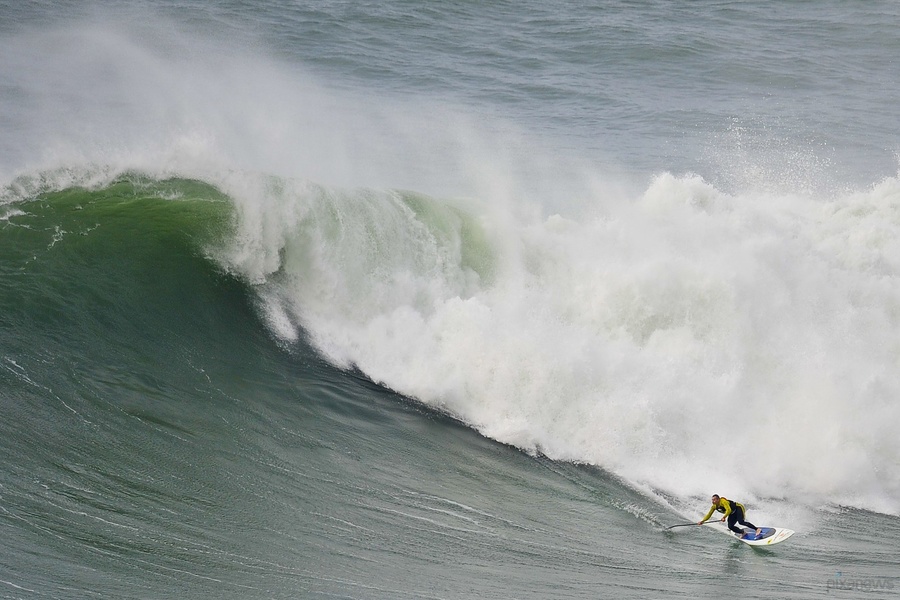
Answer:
[0,177,271,441]
[2,178,237,351]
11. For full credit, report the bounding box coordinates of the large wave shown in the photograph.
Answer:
[3,17,898,515]
[213,169,900,515]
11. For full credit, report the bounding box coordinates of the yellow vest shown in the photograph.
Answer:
[701,497,745,522]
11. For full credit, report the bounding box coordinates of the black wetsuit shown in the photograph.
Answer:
[703,497,757,535]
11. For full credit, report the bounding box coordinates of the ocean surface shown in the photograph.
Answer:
[2,1,899,598]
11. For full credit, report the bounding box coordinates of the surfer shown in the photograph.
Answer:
[697,494,761,537]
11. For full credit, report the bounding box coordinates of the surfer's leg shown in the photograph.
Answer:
[734,507,756,530]
[726,513,742,534]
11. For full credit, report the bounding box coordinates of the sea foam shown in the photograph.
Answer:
[220,168,900,515]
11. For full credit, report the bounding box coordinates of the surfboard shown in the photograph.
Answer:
[704,522,795,546]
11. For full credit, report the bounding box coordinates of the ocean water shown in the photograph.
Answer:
[1,1,899,598]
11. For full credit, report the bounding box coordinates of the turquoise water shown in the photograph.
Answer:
[2,2,899,598]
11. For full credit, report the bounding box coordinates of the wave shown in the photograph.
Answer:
[6,166,897,515]
[2,16,898,516]
[217,168,900,514]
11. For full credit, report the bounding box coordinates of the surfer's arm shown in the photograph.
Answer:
[698,506,715,523]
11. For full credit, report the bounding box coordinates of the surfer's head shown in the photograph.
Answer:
[711,494,720,504]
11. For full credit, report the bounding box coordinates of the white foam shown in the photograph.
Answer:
[223,169,900,515]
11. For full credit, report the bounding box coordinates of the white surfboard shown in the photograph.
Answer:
[704,522,795,546]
